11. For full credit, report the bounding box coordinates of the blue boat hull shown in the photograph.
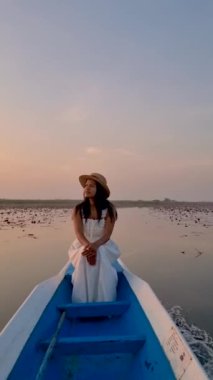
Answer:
[0,262,208,380]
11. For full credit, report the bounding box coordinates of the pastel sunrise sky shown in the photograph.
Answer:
[1,1,213,201]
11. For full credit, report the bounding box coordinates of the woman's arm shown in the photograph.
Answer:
[72,207,90,246]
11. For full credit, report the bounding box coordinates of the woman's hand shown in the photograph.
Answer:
[82,243,97,265]
[82,243,96,256]
[87,253,96,265]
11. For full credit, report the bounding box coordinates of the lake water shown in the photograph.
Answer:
[0,206,213,377]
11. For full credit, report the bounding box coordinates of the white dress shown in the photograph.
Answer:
[68,209,121,303]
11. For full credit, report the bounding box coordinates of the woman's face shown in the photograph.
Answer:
[83,179,97,199]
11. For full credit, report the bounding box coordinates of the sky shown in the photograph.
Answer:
[0,1,213,201]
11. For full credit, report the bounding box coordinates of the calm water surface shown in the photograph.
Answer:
[0,207,212,336]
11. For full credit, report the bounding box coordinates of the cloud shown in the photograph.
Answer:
[86,147,102,155]
[78,146,143,163]
[114,148,143,160]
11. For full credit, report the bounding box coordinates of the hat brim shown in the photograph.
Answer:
[79,174,110,197]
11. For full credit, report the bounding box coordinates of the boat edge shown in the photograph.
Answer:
[119,259,208,380]
[0,261,72,380]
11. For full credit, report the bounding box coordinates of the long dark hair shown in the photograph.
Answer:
[75,182,117,222]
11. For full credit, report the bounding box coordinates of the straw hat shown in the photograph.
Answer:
[79,173,110,198]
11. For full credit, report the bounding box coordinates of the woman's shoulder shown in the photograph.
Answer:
[105,200,116,208]
[105,201,117,221]
[72,204,83,219]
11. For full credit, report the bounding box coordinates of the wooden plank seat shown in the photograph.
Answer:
[57,301,130,319]
[40,335,146,355]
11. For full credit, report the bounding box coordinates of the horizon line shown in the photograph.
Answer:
[0,198,213,204]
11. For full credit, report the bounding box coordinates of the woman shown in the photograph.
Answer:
[68,173,120,303]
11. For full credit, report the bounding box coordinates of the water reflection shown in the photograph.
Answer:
[114,208,213,335]
[0,207,213,336]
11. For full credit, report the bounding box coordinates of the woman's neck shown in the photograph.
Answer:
[88,199,98,219]
[89,198,95,206]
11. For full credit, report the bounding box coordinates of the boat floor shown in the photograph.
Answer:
[44,352,139,380]
[8,272,176,380]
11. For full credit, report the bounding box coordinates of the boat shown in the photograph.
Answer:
[0,260,208,380]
